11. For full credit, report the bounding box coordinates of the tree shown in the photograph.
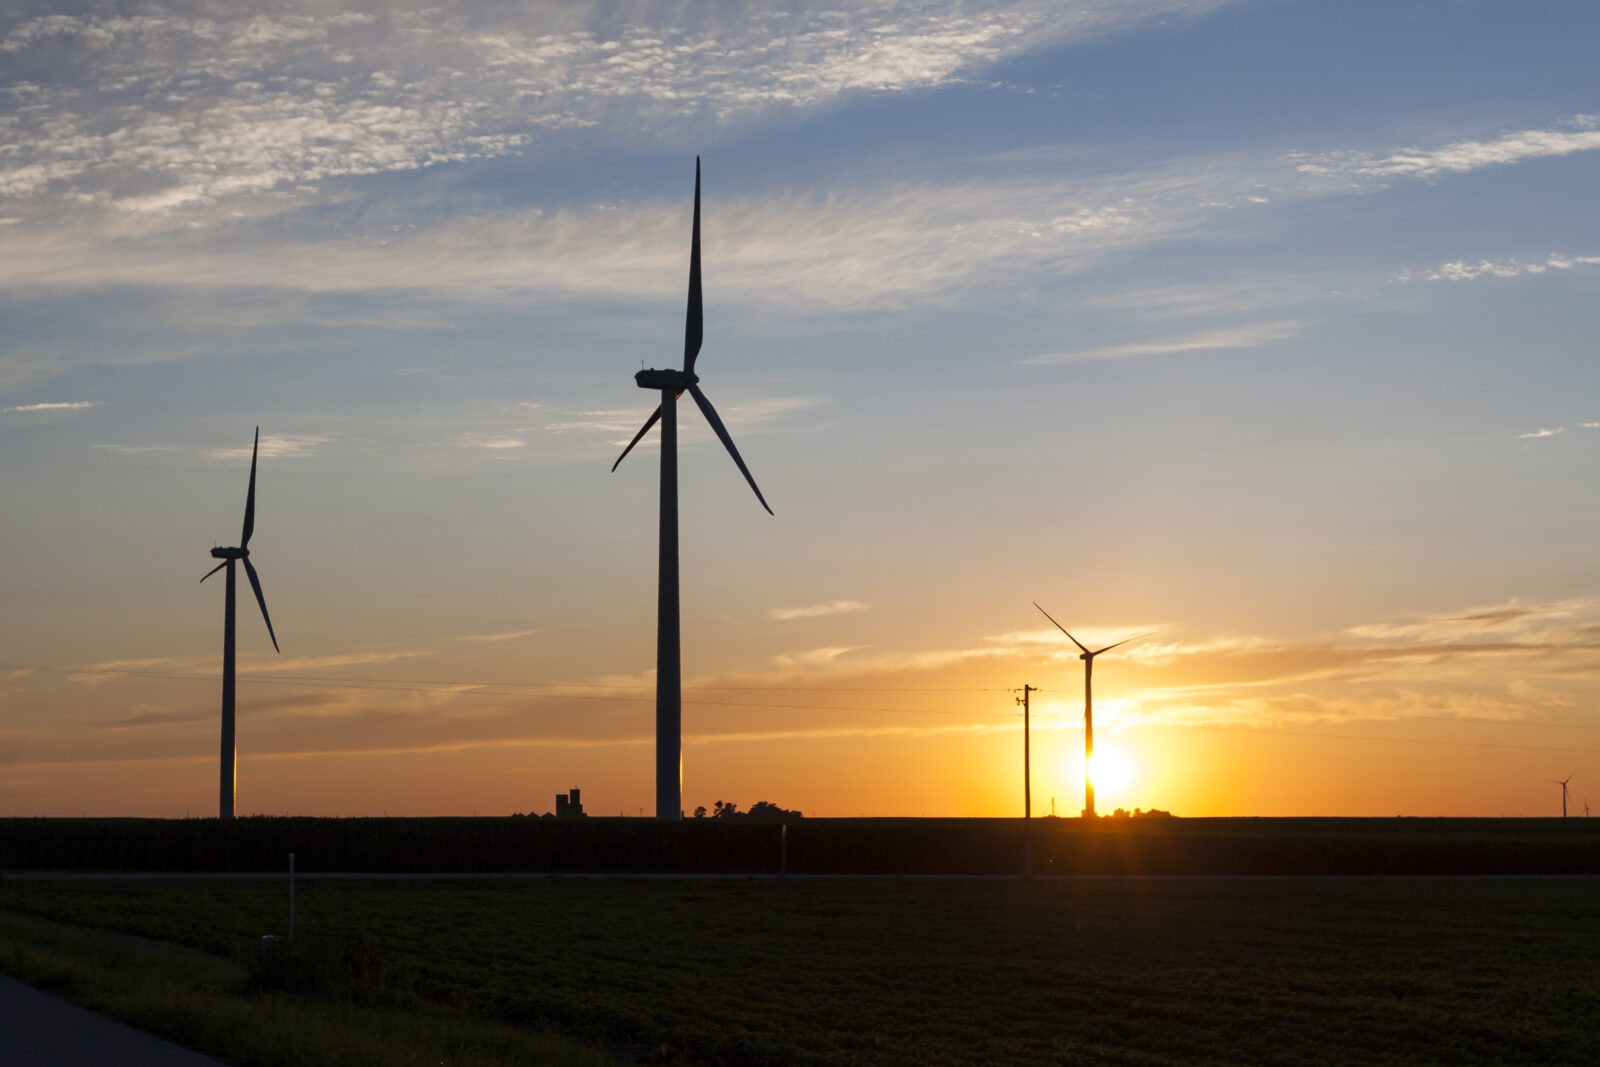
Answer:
[692,805,707,818]
[712,800,740,818]
[746,800,803,820]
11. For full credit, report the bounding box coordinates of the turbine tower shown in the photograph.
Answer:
[200,427,279,819]
[1553,774,1574,818]
[613,158,773,820]
[1034,602,1145,819]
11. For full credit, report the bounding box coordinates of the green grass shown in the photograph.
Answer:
[0,908,618,1066]
[4,875,1597,1064]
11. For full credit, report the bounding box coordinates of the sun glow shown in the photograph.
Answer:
[1087,744,1135,798]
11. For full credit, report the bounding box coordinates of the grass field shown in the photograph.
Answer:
[4,875,1596,1064]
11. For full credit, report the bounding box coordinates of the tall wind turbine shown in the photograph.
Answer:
[200,427,279,819]
[1034,602,1145,819]
[1553,774,1574,818]
[613,158,773,820]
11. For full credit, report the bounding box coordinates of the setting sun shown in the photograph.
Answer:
[1087,744,1136,800]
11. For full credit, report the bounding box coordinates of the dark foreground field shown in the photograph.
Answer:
[3,875,1597,1065]
[4,815,1599,875]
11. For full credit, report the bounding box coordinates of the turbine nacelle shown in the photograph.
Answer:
[209,546,249,560]
[636,368,699,391]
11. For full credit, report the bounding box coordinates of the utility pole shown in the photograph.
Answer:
[1018,684,1035,878]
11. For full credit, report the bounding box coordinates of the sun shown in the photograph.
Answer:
[1087,744,1135,798]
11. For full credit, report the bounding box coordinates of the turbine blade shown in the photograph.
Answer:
[683,157,703,375]
[200,560,227,583]
[241,426,259,548]
[611,404,663,472]
[242,557,279,653]
[688,385,772,515]
[1093,631,1156,656]
[1033,602,1090,655]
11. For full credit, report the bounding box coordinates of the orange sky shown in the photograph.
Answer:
[4,596,1596,818]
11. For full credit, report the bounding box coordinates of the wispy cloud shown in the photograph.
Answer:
[93,443,183,455]
[1516,427,1564,440]
[66,657,174,686]
[458,433,526,450]
[0,1,1226,219]
[1291,116,1600,181]
[769,600,869,621]
[210,433,335,460]
[1345,598,1594,643]
[0,169,1229,310]
[456,629,541,643]
[1582,422,1600,430]
[1395,253,1600,283]
[6,116,1597,328]
[239,651,431,674]
[4,400,100,413]
[1021,321,1303,364]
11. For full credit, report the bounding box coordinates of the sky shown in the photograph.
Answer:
[2,0,1598,820]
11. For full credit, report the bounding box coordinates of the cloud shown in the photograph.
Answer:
[1291,117,1600,182]
[6,110,1597,337]
[0,167,1232,311]
[768,646,873,670]
[456,629,541,643]
[66,657,175,686]
[1395,253,1600,283]
[1021,321,1303,364]
[1582,422,1600,429]
[1345,598,1593,643]
[210,433,335,459]
[239,650,431,673]
[1516,427,1564,440]
[4,400,100,413]
[93,443,183,455]
[101,706,213,730]
[0,1,1227,219]
[769,600,869,621]
[459,433,526,450]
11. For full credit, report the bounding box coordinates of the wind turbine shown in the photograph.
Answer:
[1034,602,1146,819]
[1552,774,1574,818]
[613,158,773,820]
[200,427,279,819]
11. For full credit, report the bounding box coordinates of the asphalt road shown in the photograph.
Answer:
[0,973,227,1066]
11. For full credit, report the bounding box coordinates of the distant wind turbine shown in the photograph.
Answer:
[200,428,279,819]
[1552,774,1574,818]
[613,158,773,820]
[1034,602,1147,819]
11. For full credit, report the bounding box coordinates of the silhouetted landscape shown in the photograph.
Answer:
[3,814,1598,876]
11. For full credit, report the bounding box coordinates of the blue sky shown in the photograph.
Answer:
[2,1,1598,818]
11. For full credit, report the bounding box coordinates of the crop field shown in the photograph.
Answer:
[4,815,1598,875]
[3,875,1596,1064]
